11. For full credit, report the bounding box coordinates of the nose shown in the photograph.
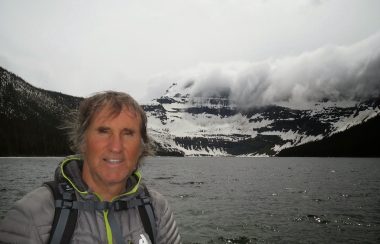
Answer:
[109,134,123,153]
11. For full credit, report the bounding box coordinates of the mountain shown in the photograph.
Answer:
[0,67,82,156]
[145,82,380,156]
[1,66,379,157]
[277,114,380,157]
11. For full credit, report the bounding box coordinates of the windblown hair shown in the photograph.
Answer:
[65,91,153,159]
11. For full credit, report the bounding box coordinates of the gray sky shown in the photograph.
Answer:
[1,0,380,103]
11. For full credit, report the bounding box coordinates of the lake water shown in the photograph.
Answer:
[0,157,379,243]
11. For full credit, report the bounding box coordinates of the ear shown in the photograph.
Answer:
[79,140,86,154]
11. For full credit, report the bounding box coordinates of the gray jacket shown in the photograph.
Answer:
[0,156,181,244]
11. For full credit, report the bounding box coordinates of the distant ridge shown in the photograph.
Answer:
[0,66,82,156]
[277,114,380,157]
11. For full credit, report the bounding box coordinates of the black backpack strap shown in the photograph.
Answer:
[137,184,157,244]
[44,181,78,244]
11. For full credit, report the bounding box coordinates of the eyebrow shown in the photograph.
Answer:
[96,126,136,132]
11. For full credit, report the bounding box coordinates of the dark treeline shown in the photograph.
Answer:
[0,118,73,156]
[277,114,380,157]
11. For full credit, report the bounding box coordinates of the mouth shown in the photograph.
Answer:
[104,158,123,164]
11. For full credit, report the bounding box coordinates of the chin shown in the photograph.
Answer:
[103,174,129,185]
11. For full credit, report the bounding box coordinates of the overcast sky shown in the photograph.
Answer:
[1,0,380,103]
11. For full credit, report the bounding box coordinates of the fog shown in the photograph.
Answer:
[150,32,380,107]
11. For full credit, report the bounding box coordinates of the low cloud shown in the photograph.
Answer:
[152,32,380,107]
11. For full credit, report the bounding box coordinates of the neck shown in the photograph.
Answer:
[91,183,126,202]
[82,173,127,202]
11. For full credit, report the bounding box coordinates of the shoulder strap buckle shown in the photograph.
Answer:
[113,201,128,211]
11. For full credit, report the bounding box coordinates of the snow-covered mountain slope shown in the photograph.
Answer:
[144,82,380,156]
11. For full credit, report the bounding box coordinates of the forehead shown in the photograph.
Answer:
[91,104,141,125]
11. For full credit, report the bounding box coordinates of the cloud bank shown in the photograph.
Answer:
[150,32,380,107]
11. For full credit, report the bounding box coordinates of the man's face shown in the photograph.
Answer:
[82,105,142,191]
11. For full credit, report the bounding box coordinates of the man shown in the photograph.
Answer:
[0,91,181,244]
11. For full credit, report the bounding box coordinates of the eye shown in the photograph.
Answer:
[123,129,135,136]
[97,127,110,134]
